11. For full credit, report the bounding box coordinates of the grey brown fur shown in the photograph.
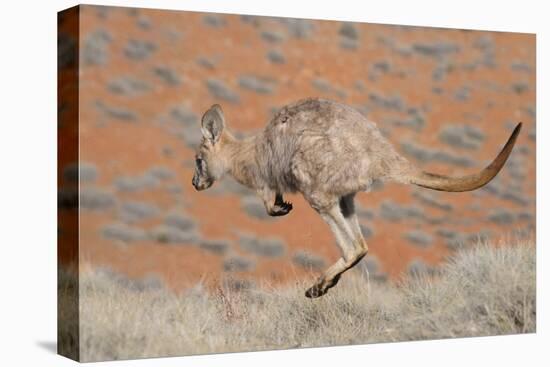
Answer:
[192,98,522,298]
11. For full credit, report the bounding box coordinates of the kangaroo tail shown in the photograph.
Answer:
[406,122,522,192]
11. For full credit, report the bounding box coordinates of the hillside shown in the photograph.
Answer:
[64,237,535,361]
[58,5,536,290]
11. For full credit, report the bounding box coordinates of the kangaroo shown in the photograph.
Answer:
[192,98,522,298]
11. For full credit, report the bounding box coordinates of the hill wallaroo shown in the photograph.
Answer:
[192,98,522,298]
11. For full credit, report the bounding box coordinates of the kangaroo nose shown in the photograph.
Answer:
[192,175,198,189]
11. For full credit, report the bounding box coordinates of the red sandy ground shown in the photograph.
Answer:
[59,5,536,291]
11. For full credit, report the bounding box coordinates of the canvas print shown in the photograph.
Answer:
[58,5,536,362]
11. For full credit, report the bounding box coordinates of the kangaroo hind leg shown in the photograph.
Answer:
[305,194,368,298]
[339,193,369,258]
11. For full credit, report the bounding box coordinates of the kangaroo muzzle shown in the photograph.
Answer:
[192,173,213,191]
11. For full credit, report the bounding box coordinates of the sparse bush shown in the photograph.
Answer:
[119,201,160,222]
[404,230,433,247]
[152,66,181,86]
[241,196,271,220]
[368,92,404,112]
[136,15,151,30]
[311,78,330,94]
[114,173,159,192]
[58,33,77,70]
[149,225,197,244]
[170,105,198,126]
[196,56,216,70]
[488,209,516,225]
[511,81,529,95]
[92,267,163,292]
[96,101,138,122]
[413,190,453,211]
[359,224,374,238]
[107,77,150,96]
[372,60,390,73]
[379,200,424,222]
[261,30,285,43]
[124,39,156,60]
[223,256,255,272]
[339,23,359,50]
[206,79,240,103]
[276,18,314,39]
[266,49,286,64]
[438,123,485,150]
[63,162,98,183]
[412,41,459,58]
[407,258,439,276]
[239,234,285,257]
[398,240,534,339]
[101,223,147,242]
[358,255,388,282]
[199,240,230,255]
[164,212,195,232]
[203,14,226,28]
[238,75,276,94]
[168,105,202,147]
[58,267,79,360]
[292,251,326,271]
[454,86,471,102]
[444,230,493,251]
[82,29,112,66]
[389,115,425,131]
[80,187,116,211]
[511,61,532,73]
[339,22,359,40]
[147,166,175,180]
[77,237,534,362]
[400,140,474,167]
[223,278,255,291]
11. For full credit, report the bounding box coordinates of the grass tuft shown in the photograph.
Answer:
[68,236,535,362]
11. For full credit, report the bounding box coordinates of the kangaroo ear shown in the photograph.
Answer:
[201,104,225,143]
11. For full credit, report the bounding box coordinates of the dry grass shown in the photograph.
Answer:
[65,237,535,362]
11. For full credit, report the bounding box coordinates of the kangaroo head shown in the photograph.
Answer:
[192,104,230,191]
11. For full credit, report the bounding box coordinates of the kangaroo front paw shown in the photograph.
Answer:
[268,201,293,216]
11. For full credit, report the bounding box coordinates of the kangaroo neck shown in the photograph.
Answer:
[226,134,263,190]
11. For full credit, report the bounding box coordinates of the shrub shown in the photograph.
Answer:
[404,230,433,247]
[206,79,240,103]
[80,187,116,211]
[238,75,276,94]
[292,251,326,271]
[119,201,160,223]
[107,77,150,96]
[239,234,286,258]
[241,196,271,220]
[77,236,535,362]
[124,39,156,60]
[152,66,181,86]
[223,256,255,272]
[149,225,197,244]
[101,223,147,242]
